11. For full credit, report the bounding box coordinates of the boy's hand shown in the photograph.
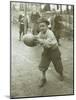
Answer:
[34,36,44,45]
[33,36,39,44]
[37,39,44,46]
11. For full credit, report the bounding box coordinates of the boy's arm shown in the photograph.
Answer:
[37,31,57,48]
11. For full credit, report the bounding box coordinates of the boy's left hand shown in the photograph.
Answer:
[33,36,39,44]
[37,39,44,45]
[34,36,44,45]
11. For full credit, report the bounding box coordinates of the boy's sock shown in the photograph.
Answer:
[39,71,47,88]
[39,78,47,88]
[59,72,64,81]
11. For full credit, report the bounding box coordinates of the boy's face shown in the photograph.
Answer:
[39,22,48,33]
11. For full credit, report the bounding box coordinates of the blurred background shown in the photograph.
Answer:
[11,2,74,40]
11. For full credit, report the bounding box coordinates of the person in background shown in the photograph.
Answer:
[19,14,24,41]
[34,18,64,87]
[30,7,40,35]
[53,12,62,46]
[46,12,52,30]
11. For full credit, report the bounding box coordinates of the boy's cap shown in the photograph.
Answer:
[37,17,49,25]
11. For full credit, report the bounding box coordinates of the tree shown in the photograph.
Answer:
[57,4,59,10]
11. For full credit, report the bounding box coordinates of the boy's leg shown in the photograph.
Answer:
[39,52,51,87]
[19,31,21,41]
[22,24,25,35]
[19,24,22,41]
[51,48,64,81]
[39,71,47,87]
[54,58,64,81]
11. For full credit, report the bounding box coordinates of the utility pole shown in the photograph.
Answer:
[60,5,62,14]
[24,3,27,34]
[57,4,59,10]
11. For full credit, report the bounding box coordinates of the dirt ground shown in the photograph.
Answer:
[11,24,74,98]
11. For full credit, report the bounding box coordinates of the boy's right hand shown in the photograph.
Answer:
[33,36,44,46]
[33,36,39,44]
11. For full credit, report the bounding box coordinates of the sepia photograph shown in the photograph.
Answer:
[10,1,74,98]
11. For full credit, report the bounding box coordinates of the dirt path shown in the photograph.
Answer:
[11,24,73,98]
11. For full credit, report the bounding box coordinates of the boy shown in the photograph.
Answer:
[19,14,24,41]
[34,18,64,88]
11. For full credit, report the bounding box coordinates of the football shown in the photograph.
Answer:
[22,34,37,47]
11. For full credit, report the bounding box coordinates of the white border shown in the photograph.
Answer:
[0,0,76,100]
